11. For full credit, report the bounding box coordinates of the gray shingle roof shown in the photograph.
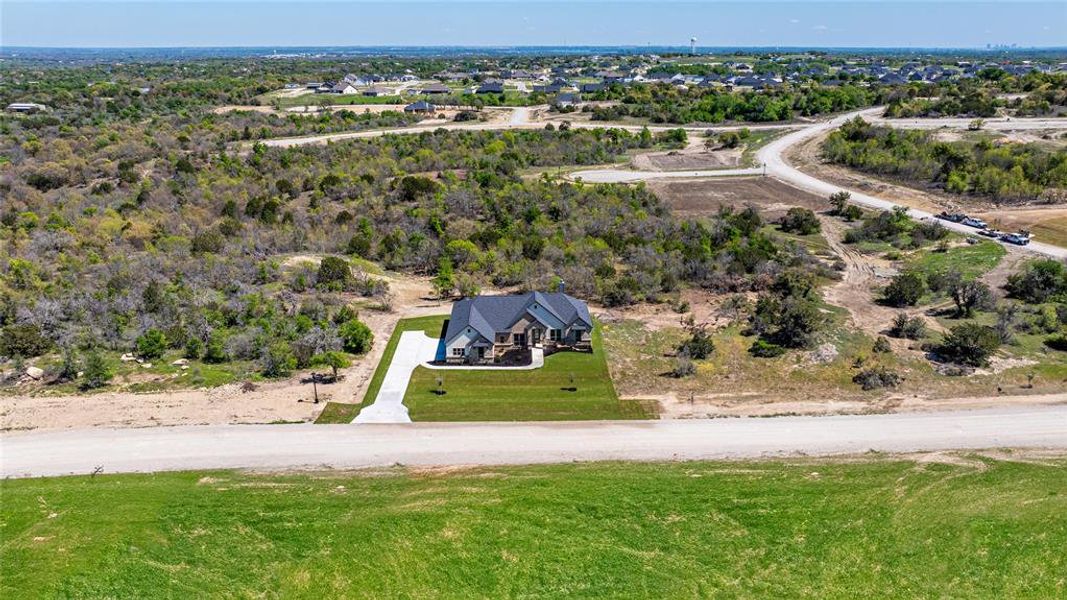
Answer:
[444,292,592,344]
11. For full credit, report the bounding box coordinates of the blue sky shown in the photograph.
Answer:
[2,1,1065,48]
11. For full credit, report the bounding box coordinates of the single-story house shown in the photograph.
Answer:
[555,93,581,107]
[5,102,49,113]
[420,82,452,95]
[476,81,505,94]
[363,86,391,97]
[318,82,357,95]
[404,100,436,114]
[443,291,593,364]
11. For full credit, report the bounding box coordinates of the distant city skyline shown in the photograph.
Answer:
[3,1,1065,49]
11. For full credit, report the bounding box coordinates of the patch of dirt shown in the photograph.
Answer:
[597,288,729,332]
[644,389,1067,420]
[632,138,742,171]
[648,176,829,220]
[819,217,943,349]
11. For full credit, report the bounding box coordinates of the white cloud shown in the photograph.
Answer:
[812,24,828,31]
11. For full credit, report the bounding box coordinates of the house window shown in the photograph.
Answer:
[514,333,526,346]
[550,329,562,341]
[451,348,465,357]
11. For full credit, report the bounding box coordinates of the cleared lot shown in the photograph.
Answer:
[647,176,829,219]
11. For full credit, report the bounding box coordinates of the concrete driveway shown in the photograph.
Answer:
[354,331,440,424]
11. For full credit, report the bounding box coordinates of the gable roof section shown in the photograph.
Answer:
[444,292,592,344]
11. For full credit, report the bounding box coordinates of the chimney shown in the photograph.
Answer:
[557,279,565,294]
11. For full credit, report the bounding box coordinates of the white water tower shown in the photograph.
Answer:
[690,37,697,55]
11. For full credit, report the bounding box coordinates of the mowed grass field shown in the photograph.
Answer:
[403,323,655,421]
[3,457,1066,598]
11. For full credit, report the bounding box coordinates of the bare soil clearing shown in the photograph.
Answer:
[648,176,828,219]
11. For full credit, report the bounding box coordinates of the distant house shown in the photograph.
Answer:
[443,291,593,364]
[404,100,436,114]
[476,80,505,94]
[5,102,49,113]
[420,82,451,95]
[363,86,391,97]
[318,82,357,95]
[555,93,581,107]
[579,82,605,93]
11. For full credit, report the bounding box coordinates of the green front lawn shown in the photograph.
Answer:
[403,323,654,421]
[4,457,1066,597]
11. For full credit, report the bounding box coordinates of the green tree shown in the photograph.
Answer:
[260,341,296,378]
[311,350,351,379]
[433,257,455,298]
[779,207,821,235]
[203,332,228,363]
[80,350,113,390]
[317,256,352,290]
[937,324,1001,367]
[883,271,926,307]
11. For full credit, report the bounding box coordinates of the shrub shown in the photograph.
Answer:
[80,350,113,390]
[671,356,696,378]
[937,324,1001,367]
[872,336,892,354]
[829,191,851,215]
[55,346,79,382]
[883,271,926,307]
[183,336,203,360]
[1005,260,1067,304]
[678,328,715,360]
[203,332,229,363]
[339,318,374,354]
[946,272,994,317]
[749,339,786,358]
[853,366,903,390]
[191,230,225,254]
[0,323,52,358]
[888,313,927,340]
[136,329,168,359]
[317,256,352,290]
[779,207,821,235]
[1044,334,1067,352]
[260,341,296,378]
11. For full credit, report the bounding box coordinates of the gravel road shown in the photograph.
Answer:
[4,405,1066,478]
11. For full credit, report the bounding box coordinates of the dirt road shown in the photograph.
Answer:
[4,404,1065,478]
[756,108,1067,260]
